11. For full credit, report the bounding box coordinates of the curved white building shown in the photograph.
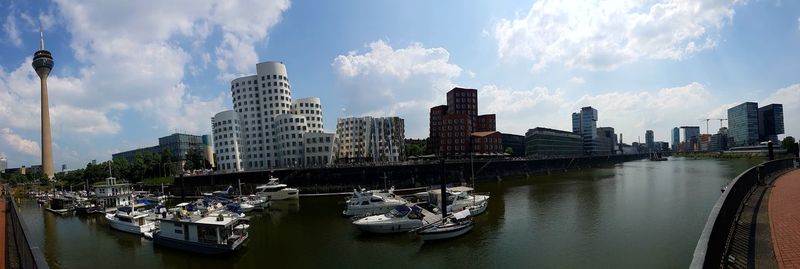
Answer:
[228,61,332,170]
[212,110,242,173]
[335,116,406,164]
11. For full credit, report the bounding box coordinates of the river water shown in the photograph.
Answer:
[16,157,762,268]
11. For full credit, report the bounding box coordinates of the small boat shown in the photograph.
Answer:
[254,177,299,201]
[105,207,157,235]
[153,213,250,254]
[342,188,405,217]
[74,202,97,214]
[352,205,426,234]
[45,197,75,215]
[649,152,668,161]
[416,209,474,241]
[240,196,270,211]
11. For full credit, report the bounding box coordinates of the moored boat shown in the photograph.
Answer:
[342,188,405,217]
[153,213,250,254]
[254,177,299,201]
[416,209,474,241]
[105,206,157,235]
[352,205,425,234]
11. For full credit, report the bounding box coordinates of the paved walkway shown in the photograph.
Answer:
[770,169,800,269]
[0,186,6,269]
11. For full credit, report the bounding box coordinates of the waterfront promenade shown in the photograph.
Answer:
[770,169,800,268]
[0,186,6,269]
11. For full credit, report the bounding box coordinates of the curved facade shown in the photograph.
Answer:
[212,110,242,173]
[228,61,330,170]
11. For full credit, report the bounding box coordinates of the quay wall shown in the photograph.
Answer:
[170,154,649,196]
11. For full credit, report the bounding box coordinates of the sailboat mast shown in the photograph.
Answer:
[440,158,447,217]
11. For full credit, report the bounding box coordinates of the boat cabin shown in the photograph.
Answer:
[50,197,74,210]
[157,214,249,251]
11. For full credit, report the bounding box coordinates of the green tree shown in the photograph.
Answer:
[782,136,796,149]
[183,148,203,171]
[504,147,514,155]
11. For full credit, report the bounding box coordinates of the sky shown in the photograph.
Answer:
[0,0,799,169]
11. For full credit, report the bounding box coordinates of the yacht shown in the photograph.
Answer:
[416,209,474,241]
[254,177,299,201]
[352,205,426,234]
[419,186,490,216]
[105,207,157,235]
[342,188,406,217]
[153,213,250,254]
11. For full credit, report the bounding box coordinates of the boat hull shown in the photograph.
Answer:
[342,203,405,217]
[153,233,245,255]
[256,190,298,201]
[45,208,73,215]
[353,220,423,234]
[105,214,155,235]
[417,221,474,241]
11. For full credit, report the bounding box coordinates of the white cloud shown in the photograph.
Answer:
[332,40,462,137]
[568,77,585,85]
[494,0,742,71]
[3,14,22,47]
[0,128,40,156]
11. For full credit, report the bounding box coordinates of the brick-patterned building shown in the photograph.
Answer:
[428,87,499,158]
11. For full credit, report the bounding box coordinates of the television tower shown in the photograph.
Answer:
[32,29,55,179]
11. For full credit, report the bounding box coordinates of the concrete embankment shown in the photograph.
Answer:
[168,154,649,197]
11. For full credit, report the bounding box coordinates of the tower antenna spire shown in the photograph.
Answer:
[39,24,44,50]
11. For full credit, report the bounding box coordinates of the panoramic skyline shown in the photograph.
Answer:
[0,0,799,169]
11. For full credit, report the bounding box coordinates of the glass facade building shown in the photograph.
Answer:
[572,106,599,155]
[525,127,583,158]
[758,104,784,143]
[727,102,759,147]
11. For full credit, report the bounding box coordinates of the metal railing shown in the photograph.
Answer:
[690,158,797,268]
[5,191,49,269]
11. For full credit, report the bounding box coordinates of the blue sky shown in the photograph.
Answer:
[1,0,799,169]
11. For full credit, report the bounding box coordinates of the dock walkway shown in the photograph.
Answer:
[770,169,800,268]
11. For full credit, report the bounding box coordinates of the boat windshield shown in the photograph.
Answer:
[386,206,410,218]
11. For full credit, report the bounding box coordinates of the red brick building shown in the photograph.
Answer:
[428,87,499,158]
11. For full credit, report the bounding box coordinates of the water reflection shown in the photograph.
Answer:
[16,158,764,269]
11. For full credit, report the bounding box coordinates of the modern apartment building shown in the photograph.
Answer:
[335,116,405,163]
[645,130,654,151]
[304,132,335,167]
[428,87,497,157]
[671,127,680,151]
[211,110,243,173]
[596,127,617,155]
[679,126,701,152]
[230,61,332,169]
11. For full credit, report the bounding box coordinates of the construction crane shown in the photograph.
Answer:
[700,118,728,134]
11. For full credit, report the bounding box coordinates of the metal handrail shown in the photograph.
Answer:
[5,188,50,269]
[690,158,796,268]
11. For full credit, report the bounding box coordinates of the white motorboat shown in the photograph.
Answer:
[255,177,299,201]
[105,207,156,235]
[352,205,426,234]
[241,195,271,211]
[416,209,474,241]
[342,188,406,217]
[419,186,490,216]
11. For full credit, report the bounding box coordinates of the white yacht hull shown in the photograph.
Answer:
[342,203,403,217]
[105,214,155,235]
[353,219,422,234]
[417,222,473,241]
[256,190,298,201]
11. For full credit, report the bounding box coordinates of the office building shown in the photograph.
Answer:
[525,127,583,158]
[758,104,784,143]
[727,102,759,147]
[671,127,680,151]
[335,116,405,163]
[679,126,701,152]
[645,130,654,151]
[428,87,498,157]
[501,133,525,157]
[710,127,729,151]
[112,133,212,171]
[572,107,599,155]
[212,110,243,173]
[304,132,336,167]
[596,127,617,155]
[471,131,503,155]
[230,61,329,169]
[0,153,6,173]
